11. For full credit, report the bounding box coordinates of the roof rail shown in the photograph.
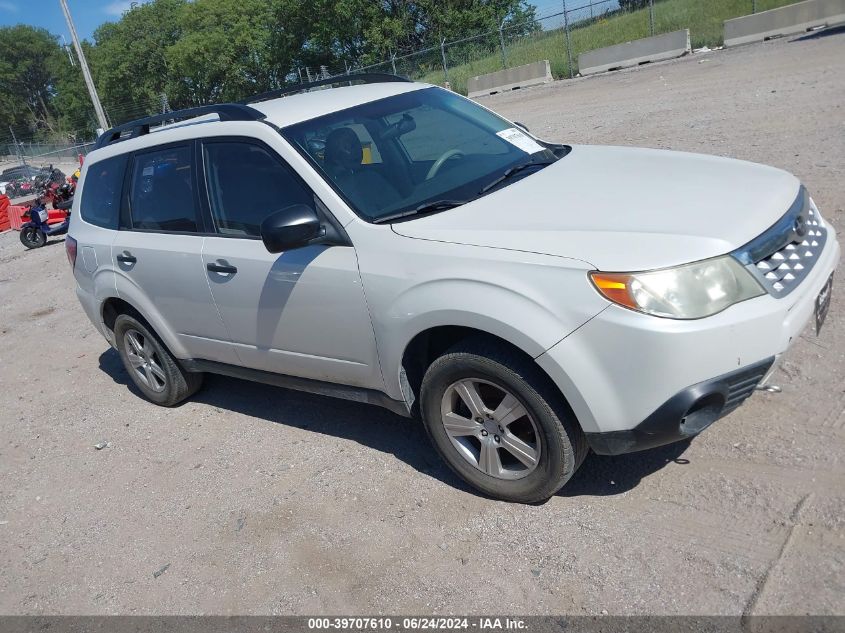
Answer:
[240,73,411,105]
[94,103,266,149]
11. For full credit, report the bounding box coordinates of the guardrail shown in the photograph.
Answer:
[578,29,691,76]
[467,61,553,98]
[724,0,845,46]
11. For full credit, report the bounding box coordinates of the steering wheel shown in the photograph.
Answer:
[426,149,465,180]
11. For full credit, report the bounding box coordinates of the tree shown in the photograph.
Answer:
[618,0,650,10]
[361,0,537,61]
[90,0,187,123]
[164,0,310,105]
[3,0,541,131]
[0,25,62,138]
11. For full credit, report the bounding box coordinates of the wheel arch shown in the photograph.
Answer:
[99,294,188,359]
[398,324,583,434]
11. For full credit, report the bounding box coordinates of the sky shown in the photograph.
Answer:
[0,0,151,41]
[0,0,613,43]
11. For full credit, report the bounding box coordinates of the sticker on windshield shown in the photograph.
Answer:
[496,127,545,154]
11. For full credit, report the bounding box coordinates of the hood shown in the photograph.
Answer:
[391,145,800,271]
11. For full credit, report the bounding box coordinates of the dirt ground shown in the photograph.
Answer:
[1,31,843,616]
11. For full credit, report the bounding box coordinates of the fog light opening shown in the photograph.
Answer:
[680,394,725,436]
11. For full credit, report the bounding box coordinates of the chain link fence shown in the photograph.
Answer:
[348,0,806,95]
[1,140,95,163]
[2,0,806,163]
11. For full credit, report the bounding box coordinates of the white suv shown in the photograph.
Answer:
[68,74,838,502]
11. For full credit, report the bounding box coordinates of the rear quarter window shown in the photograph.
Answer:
[80,154,128,230]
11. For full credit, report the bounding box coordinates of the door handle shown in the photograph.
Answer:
[207,262,238,274]
[116,252,136,264]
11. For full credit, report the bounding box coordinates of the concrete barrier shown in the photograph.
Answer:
[467,60,552,98]
[724,0,845,47]
[578,29,691,76]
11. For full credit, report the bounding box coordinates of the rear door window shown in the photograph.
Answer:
[128,145,199,232]
[79,154,127,229]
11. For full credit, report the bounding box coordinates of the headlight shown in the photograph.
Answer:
[590,256,765,319]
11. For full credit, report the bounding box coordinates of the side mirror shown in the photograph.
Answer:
[513,121,530,133]
[260,204,323,253]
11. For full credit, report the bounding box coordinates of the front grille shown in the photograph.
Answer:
[732,186,827,297]
[720,359,773,416]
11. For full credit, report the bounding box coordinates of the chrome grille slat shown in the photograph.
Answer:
[732,186,827,298]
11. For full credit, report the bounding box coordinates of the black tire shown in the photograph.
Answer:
[113,313,203,406]
[420,338,587,503]
[54,197,73,211]
[20,227,46,249]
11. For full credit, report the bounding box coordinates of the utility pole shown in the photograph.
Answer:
[58,0,109,132]
[9,126,28,170]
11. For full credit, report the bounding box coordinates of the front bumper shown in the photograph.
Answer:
[585,356,774,455]
[536,222,839,449]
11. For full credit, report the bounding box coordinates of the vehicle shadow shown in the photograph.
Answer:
[97,348,475,494]
[558,440,691,498]
[98,348,690,500]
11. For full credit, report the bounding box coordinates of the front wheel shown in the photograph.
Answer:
[20,227,46,249]
[420,339,587,503]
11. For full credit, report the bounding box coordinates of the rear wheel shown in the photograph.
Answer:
[114,313,203,406]
[420,339,587,503]
[20,227,46,249]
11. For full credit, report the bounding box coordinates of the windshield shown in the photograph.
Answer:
[282,87,560,222]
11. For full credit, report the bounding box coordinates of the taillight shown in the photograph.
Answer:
[66,235,78,269]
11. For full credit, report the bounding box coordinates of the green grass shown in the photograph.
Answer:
[412,0,804,94]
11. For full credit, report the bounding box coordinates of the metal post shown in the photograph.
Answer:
[58,0,109,131]
[440,37,449,84]
[61,35,75,67]
[649,0,655,36]
[391,52,397,75]
[499,17,508,69]
[9,126,28,170]
[563,0,574,78]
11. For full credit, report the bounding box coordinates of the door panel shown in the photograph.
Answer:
[112,232,238,364]
[199,138,382,389]
[113,142,237,364]
[201,238,382,388]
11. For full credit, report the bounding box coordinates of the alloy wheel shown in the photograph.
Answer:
[124,329,167,393]
[440,378,541,480]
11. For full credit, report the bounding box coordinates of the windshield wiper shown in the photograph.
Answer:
[479,159,557,194]
[373,199,469,224]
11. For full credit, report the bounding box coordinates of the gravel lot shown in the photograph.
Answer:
[1,32,843,616]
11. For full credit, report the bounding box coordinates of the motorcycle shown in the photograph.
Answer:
[41,179,75,209]
[14,178,35,197]
[19,196,72,249]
